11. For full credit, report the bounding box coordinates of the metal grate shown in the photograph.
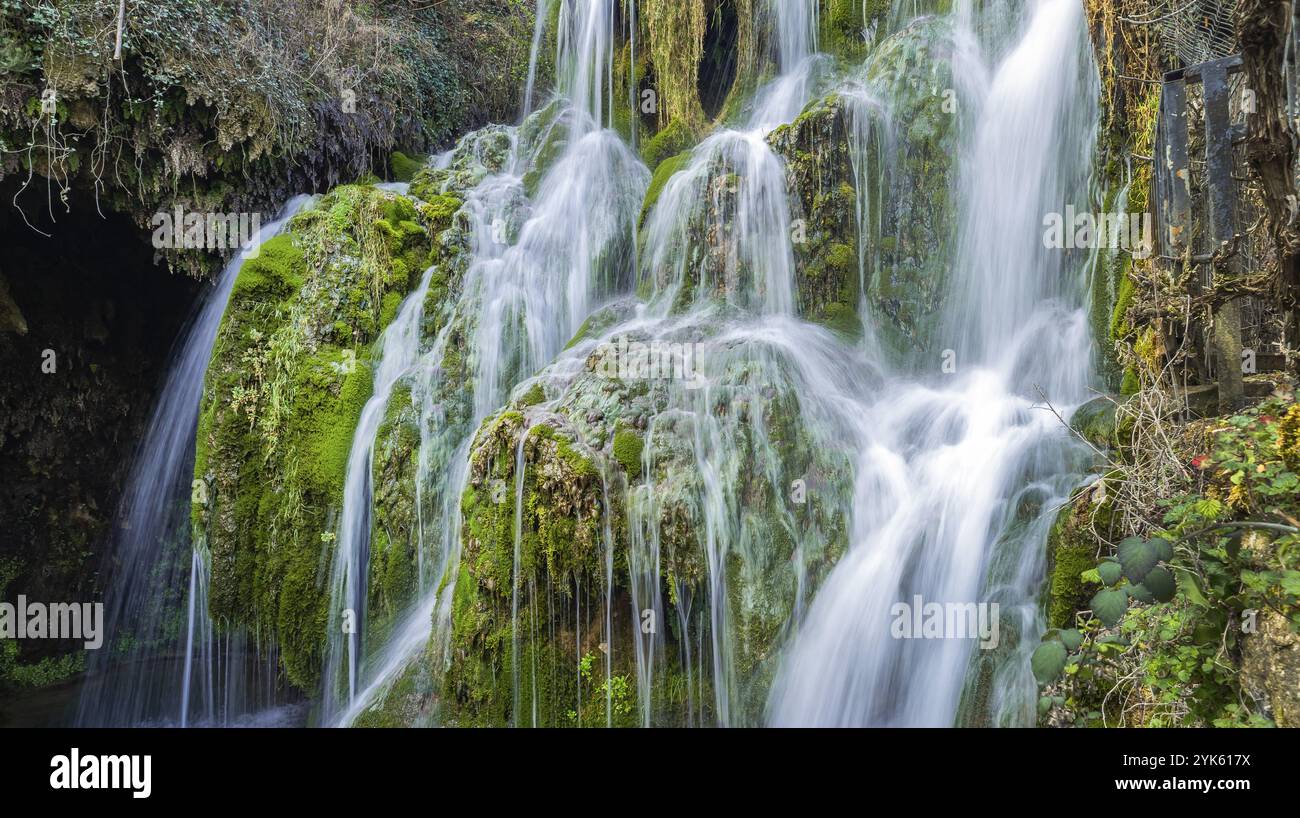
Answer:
[1159,0,1240,67]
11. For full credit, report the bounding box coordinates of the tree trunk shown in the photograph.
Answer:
[1238,0,1300,369]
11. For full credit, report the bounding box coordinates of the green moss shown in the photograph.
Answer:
[613,429,645,474]
[819,302,863,339]
[642,119,696,170]
[1045,502,1100,629]
[520,382,547,406]
[390,150,425,183]
[522,116,571,197]
[640,150,691,227]
[420,194,463,227]
[822,0,890,57]
[228,234,305,301]
[193,184,439,692]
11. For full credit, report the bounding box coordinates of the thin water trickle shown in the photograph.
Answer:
[321,265,437,721]
[77,195,313,727]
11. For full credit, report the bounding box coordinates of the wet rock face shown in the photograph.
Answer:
[0,196,197,678]
[435,307,860,725]
[192,185,455,691]
[1241,609,1300,727]
[854,17,959,357]
[768,96,863,335]
[762,18,959,351]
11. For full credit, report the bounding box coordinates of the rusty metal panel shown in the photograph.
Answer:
[1201,60,1238,246]
[1160,79,1192,256]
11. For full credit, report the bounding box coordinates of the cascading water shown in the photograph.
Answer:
[331,0,646,725]
[321,265,436,719]
[76,196,313,727]
[766,0,1101,727]
[120,0,1105,729]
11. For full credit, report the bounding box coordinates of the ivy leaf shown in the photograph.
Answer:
[1091,588,1129,627]
[1118,538,1158,584]
[1031,641,1068,685]
[1097,560,1123,587]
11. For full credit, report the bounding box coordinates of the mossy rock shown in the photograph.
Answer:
[640,149,692,228]
[613,428,644,474]
[390,151,426,183]
[1070,396,1119,451]
[1043,495,1103,629]
[193,185,445,692]
[642,119,696,171]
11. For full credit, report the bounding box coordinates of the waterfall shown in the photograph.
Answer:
[76,196,313,727]
[320,266,437,721]
[766,0,1100,727]
[751,0,830,129]
[90,0,1107,729]
[332,0,646,725]
[343,0,1101,730]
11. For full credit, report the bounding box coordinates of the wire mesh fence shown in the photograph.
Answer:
[1158,0,1240,67]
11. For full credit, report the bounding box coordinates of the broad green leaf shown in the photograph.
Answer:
[1119,538,1157,584]
[1097,560,1123,587]
[1149,537,1173,562]
[1091,588,1128,627]
[1143,567,1176,602]
[1031,641,1068,685]
[1059,629,1084,652]
[1127,583,1155,604]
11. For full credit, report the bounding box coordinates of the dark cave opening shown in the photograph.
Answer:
[0,183,201,647]
[699,0,741,120]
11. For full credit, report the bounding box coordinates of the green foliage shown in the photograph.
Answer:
[1031,640,1068,685]
[1059,629,1084,652]
[1091,588,1128,627]
[1142,567,1176,602]
[1117,536,1157,584]
[1039,397,1300,726]
[567,652,635,724]
[1097,559,1123,587]
[612,429,644,475]
[642,119,695,170]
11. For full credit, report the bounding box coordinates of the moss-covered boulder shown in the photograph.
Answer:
[767,96,865,336]
[1043,491,1105,630]
[433,306,857,725]
[192,184,459,691]
[857,16,958,357]
[759,17,957,349]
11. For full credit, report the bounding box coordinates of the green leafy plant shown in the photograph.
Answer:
[1035,398,1300,727]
